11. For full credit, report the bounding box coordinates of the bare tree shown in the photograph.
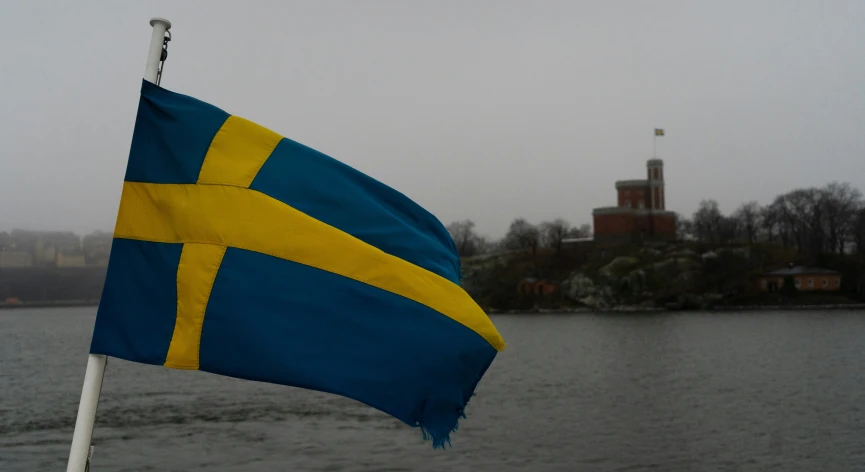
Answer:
[577,223,593,238]
[505,218,540,256]
[732,201,762,244]
[565,225,591,239]
[790,188,830,253]
[719,216,740,243]
[540,218,571,252]
[854,207,865,256]
[474,236,498,255]
[692,200,724,242]
[675,213,694,241]
[765,195,798,249]
[760,204,779,244]
[688,181,862,253]
[446,220,483,257]
[821,182,862,254]
[757,183,862,254]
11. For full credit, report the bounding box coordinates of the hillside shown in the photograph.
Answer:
[460,241,865,312]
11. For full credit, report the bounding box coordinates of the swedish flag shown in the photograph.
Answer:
[90,80,505,447]
[654,128,665,136]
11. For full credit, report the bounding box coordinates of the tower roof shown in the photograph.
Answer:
[647,158,663,166]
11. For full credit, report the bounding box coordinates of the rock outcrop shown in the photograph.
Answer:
[561,244,756,310]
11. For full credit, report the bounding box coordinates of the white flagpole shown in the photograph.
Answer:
[66,354,106,472]
[144,18,172,84]
[653,129,659,158]
[66,17,171,472]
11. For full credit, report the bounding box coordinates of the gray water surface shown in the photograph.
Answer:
[3,307,865,471]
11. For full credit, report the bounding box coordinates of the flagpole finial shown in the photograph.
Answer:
[144,17,172,84]
[150,17,172,30]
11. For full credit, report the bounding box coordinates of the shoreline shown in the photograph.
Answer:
[2,301,863,313]
[709,303,865,311]
[488,303,865,315]
[0,300,99,310]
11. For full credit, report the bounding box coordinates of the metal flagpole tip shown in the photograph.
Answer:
[149,17,171,30]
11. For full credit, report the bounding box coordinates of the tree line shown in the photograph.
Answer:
[446,218,592,258]
[680,181,865,255]
[447,180,865,258]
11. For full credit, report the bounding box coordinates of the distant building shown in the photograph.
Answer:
[516,277,558,296]
[0,251,33,268]
[759,265,842,292]
[34,243,56,266]
[56,252,87,268]
[87,254,110,267]
[82,231,113,266]
[592,159,676,243]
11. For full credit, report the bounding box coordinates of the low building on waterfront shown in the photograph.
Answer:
[517,277,559,296]
[0,251,33,268]
[56,252,87,267]
[759,265,842,292]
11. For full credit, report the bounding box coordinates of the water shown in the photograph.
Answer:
[3,308,865,471]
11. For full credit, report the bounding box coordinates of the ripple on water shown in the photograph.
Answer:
[4,309,865,471]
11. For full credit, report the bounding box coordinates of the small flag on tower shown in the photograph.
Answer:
[655,128,665,136]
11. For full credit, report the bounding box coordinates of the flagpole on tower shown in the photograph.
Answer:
[66,17,171,472]
[653,128,664,158]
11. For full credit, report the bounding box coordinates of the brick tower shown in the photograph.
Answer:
[647,158,665,210]
[592,159,676,243]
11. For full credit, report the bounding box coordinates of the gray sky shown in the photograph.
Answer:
[2,0,864,239]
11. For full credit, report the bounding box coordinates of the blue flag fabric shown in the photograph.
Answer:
[90,80,505,448]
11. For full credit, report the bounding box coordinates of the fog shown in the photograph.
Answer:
[2,0,863,238]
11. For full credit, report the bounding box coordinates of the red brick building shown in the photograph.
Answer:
[516,278,559,296]
[592,159,676,242]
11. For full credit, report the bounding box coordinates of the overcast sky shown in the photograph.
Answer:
[2,0,863,239]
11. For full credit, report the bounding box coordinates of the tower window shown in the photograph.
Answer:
[638,200,645,209]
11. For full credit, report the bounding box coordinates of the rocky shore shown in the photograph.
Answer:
[462,240,864,312]
[487,303,865,315]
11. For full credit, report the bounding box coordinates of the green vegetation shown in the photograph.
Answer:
[449,180,865,311]
[460,241,865,312]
